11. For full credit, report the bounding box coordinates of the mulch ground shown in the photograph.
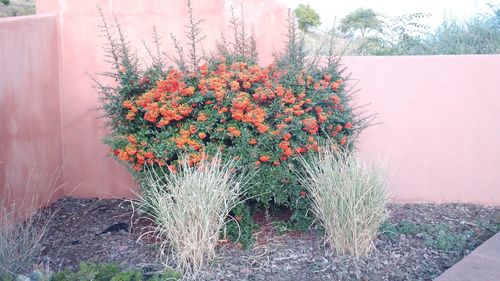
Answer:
[35,197,500,280]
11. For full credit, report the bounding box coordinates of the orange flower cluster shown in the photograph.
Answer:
[123,70,195,129]
[302,117,319,135]
[115,61,353,173]
[243,108,266,127]
[122,101,138,120]
[230,91,270,133]
[259,155,270,162]
[187,152,206,166]
[228,126,241,137]
[197,112,208,121]
[278,140,293,159]
[174,129,202,150]
[113,135,160,171]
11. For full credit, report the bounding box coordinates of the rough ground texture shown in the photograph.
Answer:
[36,198,500,280]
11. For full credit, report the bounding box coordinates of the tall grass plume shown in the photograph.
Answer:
[136,154,249,277]
[297,146,389,257]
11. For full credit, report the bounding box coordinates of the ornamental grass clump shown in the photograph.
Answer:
[136,154,248,276]
[298,146,389,257]
[0,170,61,280]
[0,204,48,280]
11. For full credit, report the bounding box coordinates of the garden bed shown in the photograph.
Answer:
[36,197,499,280]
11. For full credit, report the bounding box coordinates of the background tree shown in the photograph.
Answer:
[426,6,500,54]
[339,8,381,38]
[374,13,430,55]
[294,3,321,31]
[303,5,500,56]
[1,0,36,18]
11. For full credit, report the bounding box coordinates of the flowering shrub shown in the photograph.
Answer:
[95,4,371,242]
[109,59,356,205]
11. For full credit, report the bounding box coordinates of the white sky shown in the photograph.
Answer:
[278,0,500,30]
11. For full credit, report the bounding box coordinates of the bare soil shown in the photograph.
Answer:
[35,197,500,280]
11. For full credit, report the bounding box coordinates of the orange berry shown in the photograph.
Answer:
[230,81,240,91]
[127,135,137,144]
[341,135,348,145]
[259,155,270,162]
[168,165,177,173]
[331,82,340,91]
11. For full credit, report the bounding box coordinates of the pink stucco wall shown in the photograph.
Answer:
[344,55,500,205]
[1,1,499,207]
[34,0,288,198]
[0,14,64,213]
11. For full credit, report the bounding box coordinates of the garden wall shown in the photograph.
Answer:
[345,55,500,205]
[34,0,288,199]
[0,14,64,213]
[1,1,499,209]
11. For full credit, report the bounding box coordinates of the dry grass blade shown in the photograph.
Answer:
[0,167,63,280]
[136,154,248,278]
[297,146,389,258]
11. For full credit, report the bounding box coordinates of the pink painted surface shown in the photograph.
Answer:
[1,1,499,207]
[344,55,500,205]
[0,14,64,214]
[35,0,288,198]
